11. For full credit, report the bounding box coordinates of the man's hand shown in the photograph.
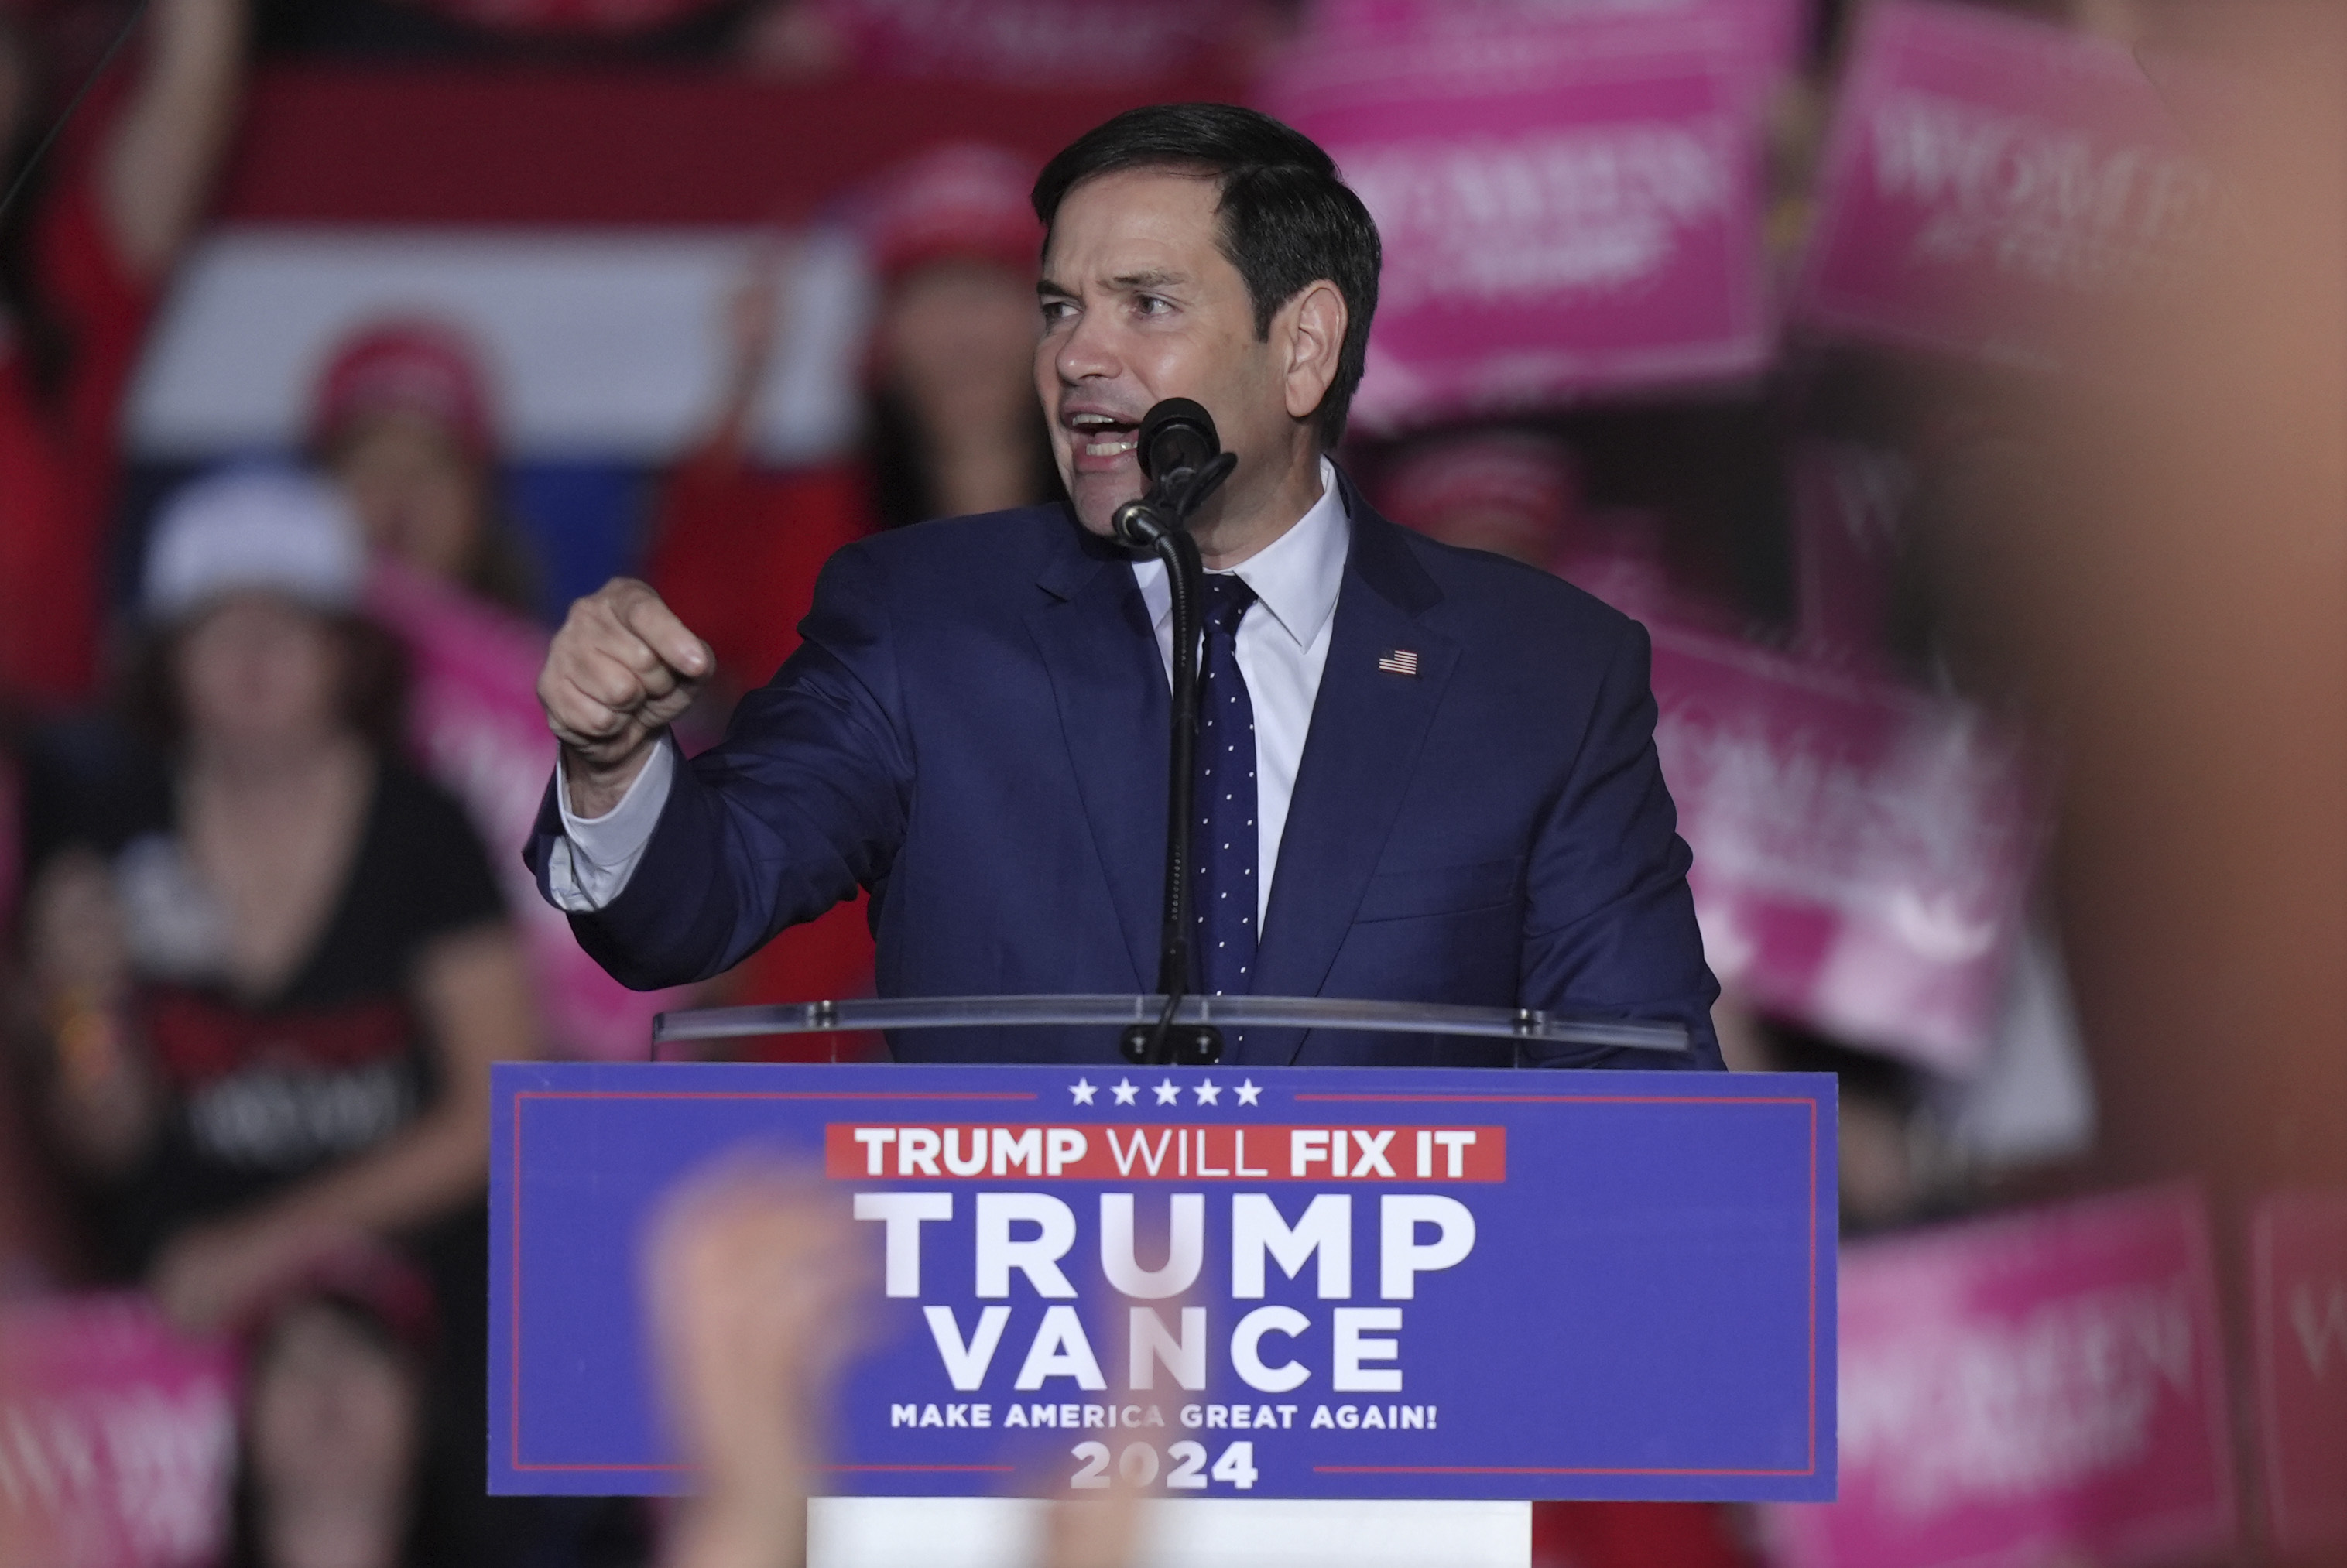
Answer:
[539,578,714,817]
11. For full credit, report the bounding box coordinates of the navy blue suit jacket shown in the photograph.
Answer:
[529,480,1722,1070]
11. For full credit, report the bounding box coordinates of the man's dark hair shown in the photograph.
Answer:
[1033,103,1381,450]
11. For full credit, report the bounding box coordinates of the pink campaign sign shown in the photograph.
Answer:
[2252,1190,2347,1556]
[1794,1,2216,372]
[1263,2,1787,429]
[1643,621,2041,1074]
[365,560,687,1062]
[1767,1186,2239,1568]
[0,1295,237,1568]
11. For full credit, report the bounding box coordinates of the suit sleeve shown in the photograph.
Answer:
[526,543,911,989]
[1519,618,1724,1070]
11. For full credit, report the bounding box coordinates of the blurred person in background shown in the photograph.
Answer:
[856,143,1061,534]
[309,317,684,1064]
[0,0,245,712]
[641,142,1058,1029]
[18,467,527,1327]
[651,141,1056,694]
[16,465,548,1563]
[1376,426,1746,642]
[229,1243,454,1568]
[311,317,536,616]
[1375,426,1581,569]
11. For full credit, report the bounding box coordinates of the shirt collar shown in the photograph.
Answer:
[1134,457,1350,650]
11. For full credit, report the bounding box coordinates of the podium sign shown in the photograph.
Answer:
[490,1062,1836,1501]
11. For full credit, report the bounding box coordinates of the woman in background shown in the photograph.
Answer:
[310,318,538,615]
[229,1244,451,1568]
[21,467,529,1329]
[650,141,1057,696]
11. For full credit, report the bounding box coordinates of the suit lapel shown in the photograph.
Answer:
[1026,532,1167,991]
[1249,499,1456,1061]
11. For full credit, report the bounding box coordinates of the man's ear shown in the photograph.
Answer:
[1279,281,1348,423]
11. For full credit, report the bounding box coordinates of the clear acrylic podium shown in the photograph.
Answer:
[653,993,1690,1058]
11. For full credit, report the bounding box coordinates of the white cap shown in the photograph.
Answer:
[143,467,366,624]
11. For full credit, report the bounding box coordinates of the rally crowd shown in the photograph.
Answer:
[2,1,2339,1566]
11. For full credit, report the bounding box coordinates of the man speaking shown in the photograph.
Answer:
[528,104,1722,1071]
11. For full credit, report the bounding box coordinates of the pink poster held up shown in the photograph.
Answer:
[1794,1,2216,372]
[365,560,687,1062]
[0,1296,238,1568]
[1642,621,2040,1075]
[1263,2,1787,430]
[2252,1190,2347,1557]
[1766,1186,2239,1568]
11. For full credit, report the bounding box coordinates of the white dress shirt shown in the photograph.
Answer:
[1129,457,1348,927]
[546,459,1352,923]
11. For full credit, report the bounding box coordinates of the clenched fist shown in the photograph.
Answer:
[538,578,714,817]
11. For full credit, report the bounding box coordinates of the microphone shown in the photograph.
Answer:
[1114,398,1237,549]
[1138,398,1218,484]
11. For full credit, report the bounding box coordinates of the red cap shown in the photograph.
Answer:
[311,318,497,460]
[858,143,1043,283]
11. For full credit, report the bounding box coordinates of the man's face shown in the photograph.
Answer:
[1035,169,1300,537]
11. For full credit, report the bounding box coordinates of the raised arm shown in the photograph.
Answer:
[99,0,246,279]
[531,543,913,991]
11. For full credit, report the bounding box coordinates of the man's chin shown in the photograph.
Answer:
[1067,480,1143,540]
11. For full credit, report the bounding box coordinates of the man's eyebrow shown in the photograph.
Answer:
[1036,269,1189,298]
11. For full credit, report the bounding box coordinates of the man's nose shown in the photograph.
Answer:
[1052,303,1122,385]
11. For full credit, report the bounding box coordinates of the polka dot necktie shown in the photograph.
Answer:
[1195,574,1259,1001]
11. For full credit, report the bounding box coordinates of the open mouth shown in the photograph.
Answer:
[1067,412,1140,460]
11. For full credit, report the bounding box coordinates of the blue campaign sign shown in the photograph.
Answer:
[490,1061,1836,1502]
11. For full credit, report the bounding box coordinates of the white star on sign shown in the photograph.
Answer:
[1153,1079,1182,1106]
[1069,1079,1097,1105]
[1111,1079,1139,1106]
[1235,1079,1263,1106]
[1194,1078,1221,1106]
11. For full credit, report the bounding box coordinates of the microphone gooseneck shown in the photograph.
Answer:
[1112,399,1237,1067]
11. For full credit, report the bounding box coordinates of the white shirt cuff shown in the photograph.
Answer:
[544,738,676,912]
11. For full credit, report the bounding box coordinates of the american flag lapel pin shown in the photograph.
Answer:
[1376,647,1420,677]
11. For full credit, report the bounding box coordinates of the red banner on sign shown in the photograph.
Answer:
[826,1123,1508,1183]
